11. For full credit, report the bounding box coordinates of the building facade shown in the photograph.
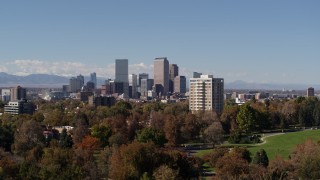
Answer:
[169,64,179,93]
[90,72,97,89]
[154,57,169,96]
[140,79,154,99]
[174,76,186,94]
[115,59,129,98]
[193,72,202,78]
[189,75,224,114]
[307,87,315,97]
[10,86,26,101]
[138,73,149,87]
[1,89,11,102]
[69,77,82,93]
[4,100,35,115]
[129,74,137,99]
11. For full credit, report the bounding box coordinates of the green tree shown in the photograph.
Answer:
[136,128,167,146]
[252,149,269,167]
[236,104,256,133]
[91,124,112,147]
[0,125,14,151]
[59,128,73,148]
[39,147,80,179]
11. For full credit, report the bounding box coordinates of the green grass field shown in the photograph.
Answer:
[196,129,320,160]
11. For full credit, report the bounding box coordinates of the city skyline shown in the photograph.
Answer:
[0,1,319,84]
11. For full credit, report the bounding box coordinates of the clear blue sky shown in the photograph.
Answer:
[0,0,319,84]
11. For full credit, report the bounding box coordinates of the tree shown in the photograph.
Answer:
[153,165,178,180]
[204,148,229,168]
[96,147,112,178]
[0,148,19,179]
[72,120,90,145]
[236,104,256,133]
[220,105,239,133]
[76,135,100,153]
[12,120,45,157]
[39,147,81,179]
[252,149,269,167]
[108,132,127,147]
[136,128,167,147]
[267,156,294,179]
[203,121,224,146]
[0,125,14,151]
[215,150,250,179]
[164,115,183,146]
[290,138,320,179]
[180,113,201,142]
[91,124,112,147]
[109,142,158,179]
[59,128,73,148]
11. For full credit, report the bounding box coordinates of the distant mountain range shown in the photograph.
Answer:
[0,72,318,90]
[0,72,105,88]
[225,80,320,90]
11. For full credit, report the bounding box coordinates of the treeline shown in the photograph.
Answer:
[222,97,320,133]
[0,100,217,179]
[1,96,320,179]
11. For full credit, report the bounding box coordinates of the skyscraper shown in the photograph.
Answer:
[77,74,84,87]
[174,76,186,94]
[140,79,154,99]
[169,64,179,93]
[189,75,224,114]
[129,74,138,99]
[10,86,26,101]
[138,73,149,86]
[154,57,169,96]
[193,72,202,78]
[90,72,97,89]
[169,64,179,79]
[115,59,129,98]
[307,87,315,97]
[69,77,82,93]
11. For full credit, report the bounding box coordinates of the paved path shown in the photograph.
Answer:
[257,133,285,145]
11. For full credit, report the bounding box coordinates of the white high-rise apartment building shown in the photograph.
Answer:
[189,75,224,114]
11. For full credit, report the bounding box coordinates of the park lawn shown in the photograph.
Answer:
[248,130,320,160]
[195,129,320,160]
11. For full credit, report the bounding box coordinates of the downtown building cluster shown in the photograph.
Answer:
[0,57,226,115]
[56,57,224,114]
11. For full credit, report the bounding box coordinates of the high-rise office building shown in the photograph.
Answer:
[193,72,202,78]
[140,79,154,98]
[69,77,82,93]
[174,76,186,94]
[307,87,315,97]
[189,75,224,114]
[129,74,137,99]
[10,86,26,101]
[138,73,149,86]
[154,57,169,96]
[77,74,84,87]
[169,64,179,79]
[115,59,129,98]
[90,72,97,89]
[169,64,179,93]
